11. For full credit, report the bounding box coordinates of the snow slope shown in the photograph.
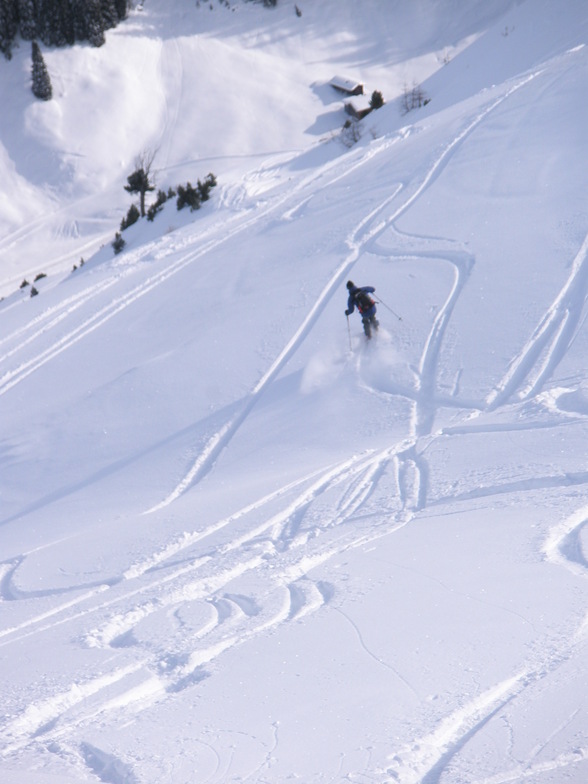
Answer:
[2,1,588,782]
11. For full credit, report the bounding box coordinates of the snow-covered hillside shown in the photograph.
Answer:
[2,1,588,782]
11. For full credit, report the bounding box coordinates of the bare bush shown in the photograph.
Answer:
[401,82,430,115]
[341,118,362,148]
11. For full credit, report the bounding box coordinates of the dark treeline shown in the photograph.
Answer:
[0,0,129,58]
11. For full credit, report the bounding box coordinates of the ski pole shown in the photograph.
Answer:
[375,296,402,321]
[346,314,352,350]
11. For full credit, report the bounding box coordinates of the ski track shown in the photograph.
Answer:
[156,37,184,172]
[149,64,550,514]
[0,448,401,758]
[487,228,588,410]
[3,51,588,782]
[360,55,588,784]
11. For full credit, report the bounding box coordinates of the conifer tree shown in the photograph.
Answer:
[112,232,126,255]
[100,0,117,30]
[1,0,129,55]
[124,151,156,217]
[71,0,101,43]
[114,0,126,20]
[176,183,201,212]
[31,40,52,100]
[38,0,74,46]
[147,189,169,222]
[0,0,18,58]
[369,90,384,110]
[86,0,105,46]
[71,0,88,39]
[120,203,140,230]
[197,173,217,202]
[18,0,37,40]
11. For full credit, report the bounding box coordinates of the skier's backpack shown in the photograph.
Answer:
[355,289,375,314]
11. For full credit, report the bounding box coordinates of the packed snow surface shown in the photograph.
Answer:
[1,1,588,782]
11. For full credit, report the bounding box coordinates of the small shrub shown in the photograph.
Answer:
[120,203,140,231]
[401,83,430,115]
[370,90,384,110]
[341,118,362,148]
[112,232,126,255]
[147,189,169,221]
[176,183,201,212]
[34,272,47,281]
[20,279,30,288]
[173,174,216,212]
[197,173,217,202]
[30,286,39,297]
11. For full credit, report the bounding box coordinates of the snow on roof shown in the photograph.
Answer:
[330,75,364,95]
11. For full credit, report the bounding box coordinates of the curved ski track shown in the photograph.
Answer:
[2,51,588,783]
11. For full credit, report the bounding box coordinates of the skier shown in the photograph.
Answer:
[345,280,379,339]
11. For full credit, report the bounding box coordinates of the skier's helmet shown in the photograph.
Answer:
[346,280,355,290]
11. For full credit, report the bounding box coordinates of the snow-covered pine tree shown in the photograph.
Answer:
[0,0,19,58]
[18,0,37,40]
[2,0,129,55]
[31,39,52,99]
[114,0,127,20]
[37,0,74,47]
[85,0,105,46]
[100,0,117,30]
[71,0,88,39]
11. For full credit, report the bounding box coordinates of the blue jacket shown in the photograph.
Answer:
[347,286,376,318]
